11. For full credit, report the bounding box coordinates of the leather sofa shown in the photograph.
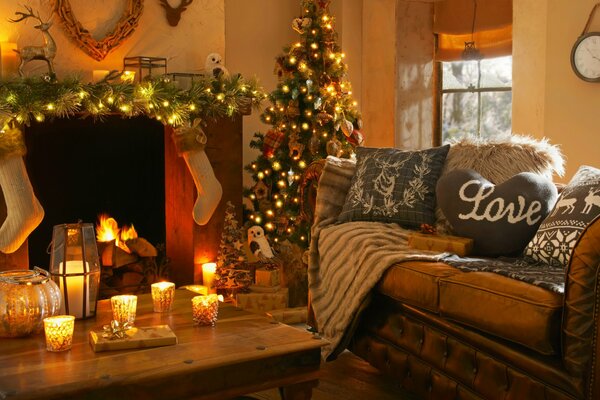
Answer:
[300,160,600,400]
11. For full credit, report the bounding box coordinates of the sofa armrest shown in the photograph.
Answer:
[562,216,600,397]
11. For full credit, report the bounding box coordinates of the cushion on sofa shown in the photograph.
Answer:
[436,169,557,256]
[338,145,450,228]
[436,134,565,234]
[438,272,563,355]
[377,261,462,313]
[524,165,600,267]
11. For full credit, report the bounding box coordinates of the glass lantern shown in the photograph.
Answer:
[49,223,100,319]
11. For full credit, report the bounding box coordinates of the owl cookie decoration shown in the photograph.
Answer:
[248,225,275,260]
[205,53,229,78]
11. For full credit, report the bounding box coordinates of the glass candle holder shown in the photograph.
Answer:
[111,295,137,325]
[151,282,175,312]
[43,315,75,352]
[192,294,219,326]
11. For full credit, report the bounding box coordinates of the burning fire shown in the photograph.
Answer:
[96,214,138,253]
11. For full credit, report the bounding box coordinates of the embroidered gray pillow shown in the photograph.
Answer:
[524,165,600,267]
[338,145,450,228]
[437,169,557,256]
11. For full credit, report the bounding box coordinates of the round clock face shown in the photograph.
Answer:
[571,32,600,82]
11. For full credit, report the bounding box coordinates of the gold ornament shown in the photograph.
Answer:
[326,136,343,157]
[317,112,334,125]
[288,140,305,160]
[252,180,269,200]
[309,131,321,155]
[341,119,354,138]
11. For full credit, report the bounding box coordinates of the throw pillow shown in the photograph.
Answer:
[435,134,565,234]
[338,145,450,228]
[437,169,558,256]
[524,165,600,267]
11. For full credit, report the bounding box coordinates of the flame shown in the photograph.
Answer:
[96,214,138,253]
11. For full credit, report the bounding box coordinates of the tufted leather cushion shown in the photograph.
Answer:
[377,261,462,313]
[439,272,563,355]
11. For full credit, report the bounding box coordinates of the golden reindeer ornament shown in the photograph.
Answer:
[9,6,57,77]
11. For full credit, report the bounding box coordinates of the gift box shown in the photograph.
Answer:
[255,268,280,287]
[236,288,288,314]
[408,232,473,256]
[89,325,177,352]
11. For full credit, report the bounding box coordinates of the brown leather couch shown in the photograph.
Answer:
[301,162,600,400]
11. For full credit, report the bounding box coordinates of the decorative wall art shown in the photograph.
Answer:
[52,0,144,61]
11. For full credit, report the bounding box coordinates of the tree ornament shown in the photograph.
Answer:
[248,225,275,260]
[348,129,365,146]
[309,131,321,155]
[292,17,312,34]
[287,168,296,186]
[288,140,305,160]
[0,156,44,253]
[286,100,300,118]
[274,56,286,80]
[341,119,354,137]
[262,130,285,158]
[252,180,269,200]
[317,112,333,125]
[326,136,343,157]
[276,216,289,235]
[173,119,222,226]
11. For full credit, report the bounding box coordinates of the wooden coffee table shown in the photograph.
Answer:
[0,290,325,399]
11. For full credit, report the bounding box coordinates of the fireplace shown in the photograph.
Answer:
[12,115,244,287]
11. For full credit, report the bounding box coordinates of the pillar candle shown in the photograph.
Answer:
[0,42,18,79]
[202,263,217,294]
[58,261,91,319]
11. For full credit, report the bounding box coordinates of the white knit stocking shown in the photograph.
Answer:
[182,149,222,225]
[0,156,44,253]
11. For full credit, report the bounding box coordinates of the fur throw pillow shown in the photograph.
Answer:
[436,134,565,234]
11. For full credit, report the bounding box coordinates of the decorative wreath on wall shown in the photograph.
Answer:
[52,0,144,61]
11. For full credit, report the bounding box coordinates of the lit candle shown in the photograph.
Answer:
[43,315,75,352]
[120,70,136,83]
[151,282,175,312]
[191,294,220,326]
[110,295,137,325]
[92,70,109,83]
[202,263,217,294]
[58,261,91,319]
[0,42,18,79]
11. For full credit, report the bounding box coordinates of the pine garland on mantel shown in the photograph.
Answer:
[0,74,266,132]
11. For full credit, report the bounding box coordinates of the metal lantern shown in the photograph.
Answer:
[49,223,100,319]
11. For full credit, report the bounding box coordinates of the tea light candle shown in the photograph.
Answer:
[110,295,137,325]
[151,282,175,312]
[43,315,75,352]
[192,294,219,326]
[202,263,217,294]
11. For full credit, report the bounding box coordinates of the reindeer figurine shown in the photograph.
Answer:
[159,0,194,27]
[9,6,56,78]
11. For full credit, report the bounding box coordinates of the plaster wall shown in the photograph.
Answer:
[0,0,225,79]
[513,0,600,182]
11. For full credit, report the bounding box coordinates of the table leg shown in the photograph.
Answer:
[278,379,319,400]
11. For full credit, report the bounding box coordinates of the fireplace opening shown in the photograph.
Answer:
[24,116,166,271]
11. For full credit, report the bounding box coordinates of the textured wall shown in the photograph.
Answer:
[0,0,225,79]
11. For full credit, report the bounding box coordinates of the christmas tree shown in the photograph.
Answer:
[244,0,363,247]
[215,201,251,290]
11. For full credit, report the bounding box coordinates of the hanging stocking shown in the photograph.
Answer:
[173,120,222,226]
[0,127,44,253]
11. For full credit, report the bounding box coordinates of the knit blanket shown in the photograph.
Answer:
[308,157,446,360]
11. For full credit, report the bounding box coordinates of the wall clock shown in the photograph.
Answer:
[571,3,600,82]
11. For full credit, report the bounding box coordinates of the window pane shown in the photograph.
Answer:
[480,91,512,138]
[479,56,512,88]
[442,56,512,90]
[441,92,479,142]
[442,60,480,89]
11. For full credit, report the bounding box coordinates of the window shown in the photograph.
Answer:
[439,56,512,142]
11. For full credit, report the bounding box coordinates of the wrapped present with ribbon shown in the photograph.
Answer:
[236,288,288,314]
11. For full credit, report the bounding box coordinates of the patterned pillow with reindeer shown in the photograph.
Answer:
[524,165,600,267]
[338,145,450,228]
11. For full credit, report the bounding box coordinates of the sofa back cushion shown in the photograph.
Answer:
[524,165,600,267]
[437,169,557,256]
[436,135,565,233]
[338,145,450,228]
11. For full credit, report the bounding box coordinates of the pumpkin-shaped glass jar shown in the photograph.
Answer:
[0,268,62,337]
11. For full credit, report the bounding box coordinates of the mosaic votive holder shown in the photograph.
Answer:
[192,294,219,326]
[111,295,137,325]
[151,282,175,312]
[43,315,75,352]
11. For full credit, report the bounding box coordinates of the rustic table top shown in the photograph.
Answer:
[0,290,324,400]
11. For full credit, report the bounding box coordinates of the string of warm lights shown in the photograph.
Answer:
[243,0,362,247]
[0,74,266,131]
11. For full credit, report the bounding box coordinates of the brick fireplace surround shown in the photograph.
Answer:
[0,115,245,287]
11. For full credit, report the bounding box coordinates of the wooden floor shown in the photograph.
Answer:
[245,350,411,400]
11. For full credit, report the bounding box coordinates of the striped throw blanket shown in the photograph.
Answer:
[308,157,446,360]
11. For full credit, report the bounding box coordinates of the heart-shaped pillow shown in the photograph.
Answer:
[436,169,557,256]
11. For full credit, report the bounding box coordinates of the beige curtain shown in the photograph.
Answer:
[434,0,512,61]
